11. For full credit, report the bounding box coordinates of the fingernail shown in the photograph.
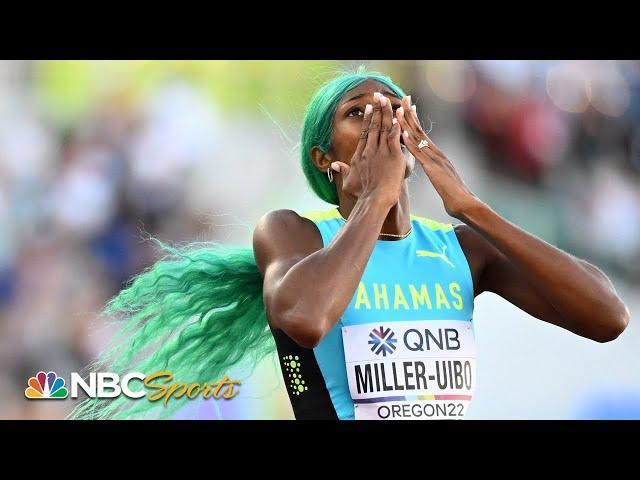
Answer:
[407,95,412,103]
[380,96,388,107]
[412,105,417,113]
[373,92,380,100]
[392,118,397,125]
[397,107,404,116]
[365,104,372,115]
[403,131,409,138]
[331,162,340,172]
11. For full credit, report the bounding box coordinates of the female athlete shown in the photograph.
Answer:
[70,68,630,420]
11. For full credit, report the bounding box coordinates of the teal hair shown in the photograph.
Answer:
[68,241,272,419]
[69,67,405,419]
[301,66,406,205]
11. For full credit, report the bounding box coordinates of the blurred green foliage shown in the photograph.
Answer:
[33,60,350,126]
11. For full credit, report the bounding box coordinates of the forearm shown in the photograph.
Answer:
[273,194,391,344]
[460,200,630,339]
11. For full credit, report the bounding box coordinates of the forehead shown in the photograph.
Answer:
[338,79,397,104]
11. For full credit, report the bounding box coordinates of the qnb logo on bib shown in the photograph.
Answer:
[368,326,397,356]
[342,320,476,420]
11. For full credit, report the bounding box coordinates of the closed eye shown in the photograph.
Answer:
[347,105,401,118]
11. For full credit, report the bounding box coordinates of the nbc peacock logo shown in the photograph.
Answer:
[25,371,69,399]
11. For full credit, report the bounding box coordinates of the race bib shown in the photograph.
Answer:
[342,320,476,420]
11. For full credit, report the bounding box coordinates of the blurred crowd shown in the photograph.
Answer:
[0,60,637,419]
[0,64,233,418]
[459,60,640,279]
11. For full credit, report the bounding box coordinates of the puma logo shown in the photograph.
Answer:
[416,245,455,268]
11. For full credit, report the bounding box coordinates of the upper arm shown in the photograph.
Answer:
[454,224,563,326]
[253,209,323,329]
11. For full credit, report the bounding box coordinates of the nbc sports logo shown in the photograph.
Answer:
[22,370,241,404]
[25,371,68,399]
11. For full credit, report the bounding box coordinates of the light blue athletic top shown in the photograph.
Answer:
[301,207,476,420]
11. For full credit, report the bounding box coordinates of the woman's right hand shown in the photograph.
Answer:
[255,94,409,347]
[330,92,406,209]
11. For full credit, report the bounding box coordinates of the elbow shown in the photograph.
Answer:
[279,313,327,349]
[267,290,331,348]
[592,304,630,343]
[268,297,327,348]
[294,330,325,349]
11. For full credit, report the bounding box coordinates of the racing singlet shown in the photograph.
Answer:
[269,207,476,420]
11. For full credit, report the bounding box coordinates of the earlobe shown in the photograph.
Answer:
[311,146,332,172]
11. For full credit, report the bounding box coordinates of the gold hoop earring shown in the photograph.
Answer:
[327,168,334,183]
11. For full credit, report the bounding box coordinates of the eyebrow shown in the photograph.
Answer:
[344,90,400,103]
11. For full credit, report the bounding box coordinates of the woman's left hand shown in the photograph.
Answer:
[397,98,629,344]
[396,95,479,220]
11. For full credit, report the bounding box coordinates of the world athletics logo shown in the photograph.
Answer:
[368,326,397,356]
[25,371,69,399]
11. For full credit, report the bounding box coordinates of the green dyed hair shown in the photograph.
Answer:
[68,241,271,419]
[301,67,405,204]
[69,68,405,419]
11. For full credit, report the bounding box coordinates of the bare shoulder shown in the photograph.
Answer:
[253,209,321,246]
[454,224,485,253]
[253,209,323,273]
[453,223,499,296]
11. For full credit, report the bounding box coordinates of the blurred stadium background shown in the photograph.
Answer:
[0,60,638,420]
